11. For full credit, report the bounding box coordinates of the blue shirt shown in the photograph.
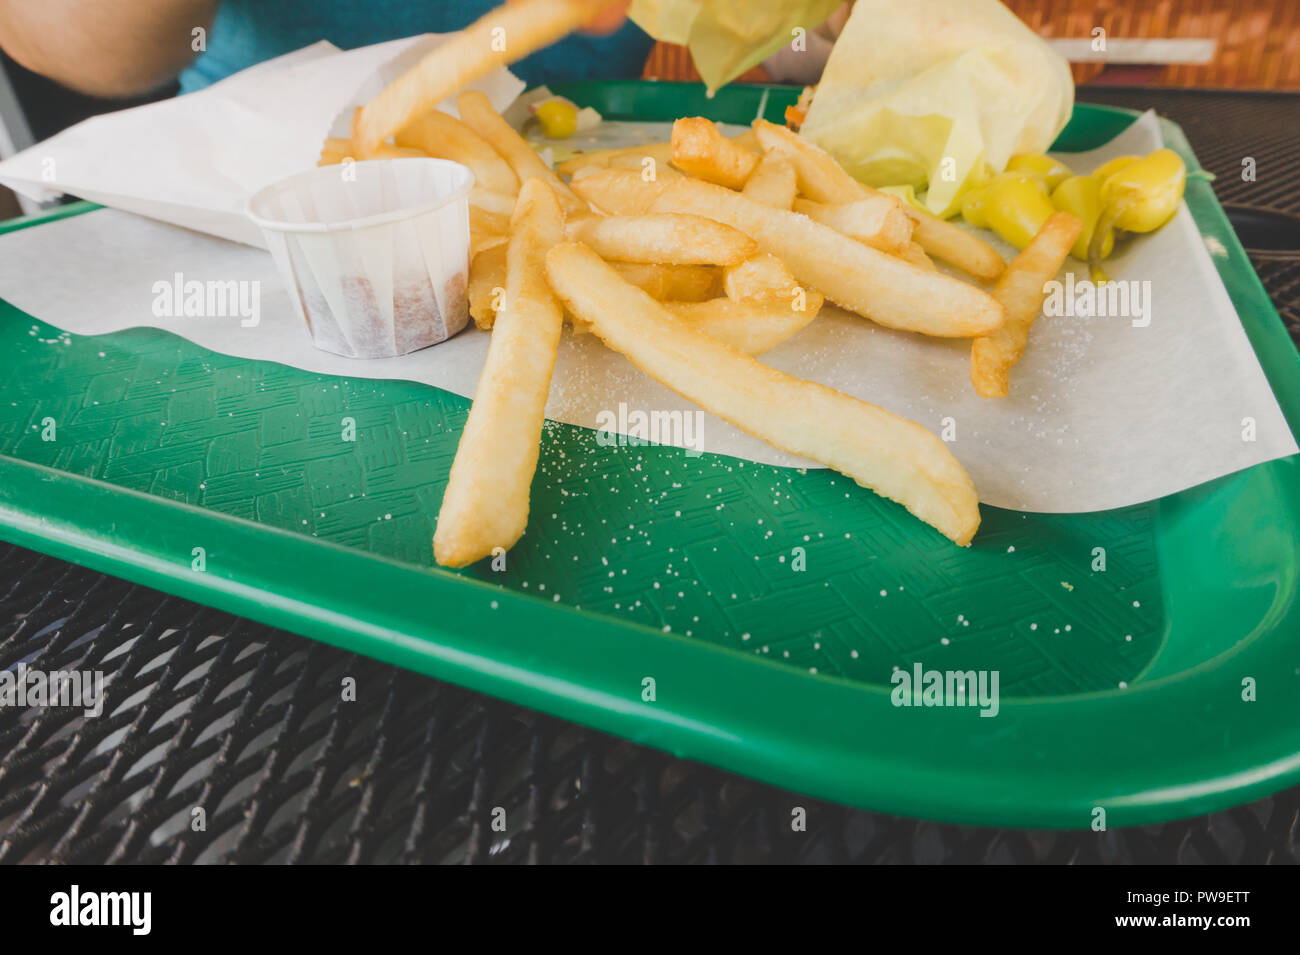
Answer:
[180,0,653,93]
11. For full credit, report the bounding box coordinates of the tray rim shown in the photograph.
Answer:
[1,88,1298,829]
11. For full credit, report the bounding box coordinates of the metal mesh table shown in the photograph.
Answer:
[2,88,1298,864]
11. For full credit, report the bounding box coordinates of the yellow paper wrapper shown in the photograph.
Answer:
[630,0,842,94]
[801,0,1073,218]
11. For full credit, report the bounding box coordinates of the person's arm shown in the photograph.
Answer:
[0,0,219,98]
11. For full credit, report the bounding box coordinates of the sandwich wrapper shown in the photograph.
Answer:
[0,40,1295,515]
[629,0,843,93]
[800,0,1075,218]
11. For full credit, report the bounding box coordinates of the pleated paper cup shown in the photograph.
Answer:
[247,158,475,359]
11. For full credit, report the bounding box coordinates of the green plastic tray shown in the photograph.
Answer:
[1,82,1297,828]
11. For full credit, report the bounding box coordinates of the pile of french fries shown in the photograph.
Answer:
[315,0,1084,566]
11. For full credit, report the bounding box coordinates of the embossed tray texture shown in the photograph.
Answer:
[1,82,1298,828]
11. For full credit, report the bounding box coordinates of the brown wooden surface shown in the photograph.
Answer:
[642,0,1300,90]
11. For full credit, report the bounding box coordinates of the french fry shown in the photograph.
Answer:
[373,144,427,159]
[559,131,757,179]
[565,213,757,266]
[318,137,354,165]
[556,140,672,178]
[648,176,1005,337]
[317,138,425,165]
[456,90,584,214]
[545,241,981,544]
[396,110,520,195]
[898,241,938,271]
[355,0,617,153]
[610,263,720,302]
[570,168,669,215]
[753,119,1005,281]
[469,187,517,218]
[470,205,512,240]
[722,253,798,303]
[753,118,865,203]
[559,133,752,179]
[567,165,605,184]
[434,179,567,567]
[970,212,1082,398]
[468,243,508,329]
[906,207,1006,283]
[671,117,759,189]
[741,153,797,209]
[664,295,821,355]
[603,152,685,176]
[731,129,762,154]
[471,232,509,259]
[792,196,913,254]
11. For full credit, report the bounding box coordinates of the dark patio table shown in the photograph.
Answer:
[1,87,1297,864]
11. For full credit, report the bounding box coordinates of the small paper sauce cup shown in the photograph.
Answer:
[247,158,475,359]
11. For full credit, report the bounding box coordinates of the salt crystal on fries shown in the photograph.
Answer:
[647,176,1005,337]
[741,153,798,209]
[671,117,759,190]
[664,296,821,355]
[753,119,865,205]
[570,168,669,215]
[572,170,1001,336]
[971,212,1082,398]
[731,130,762,154]
[544,241,981,545]
[899,241,937,271]
[791,196,913,254]
[434,180,568,567]
[906,208,1007,283]
[722,253,798,304]
[355,0,618,153]
[565,213,757,266]
[557,141,673,178]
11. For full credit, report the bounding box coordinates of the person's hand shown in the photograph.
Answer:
[505,0,630,37]
[580,0,631,36]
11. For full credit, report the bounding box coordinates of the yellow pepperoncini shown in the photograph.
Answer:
[952,147,1186,281]
[1005,153,1074,191]
[1051,175,1112,261]
[960,172,1029,229]
[535,100,578,139]
[1087,148,1187,281]
[1089,154,1141,184]
[1098,148,1187,233]
[961,172,1055,250]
